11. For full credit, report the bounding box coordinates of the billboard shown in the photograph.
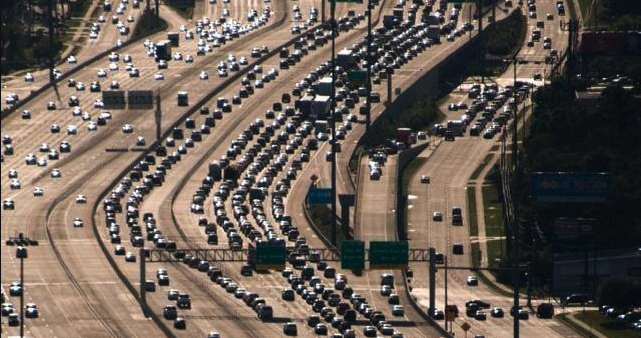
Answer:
[531,172,612,203]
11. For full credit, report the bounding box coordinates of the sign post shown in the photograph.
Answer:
[369,241,408,269]
[256,245,286,270]
[102,90,126,109]
[341,240,365,270]
[307,188,333,204]
[128,90,154,110]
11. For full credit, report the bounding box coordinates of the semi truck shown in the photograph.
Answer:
[383,15,398,29]
[155,40,172,61]
[447,120,465,136]
[314,77,333,96]
[396,128,412,145]
[312,95,331,118]
[337,49,356,69]
[427,25,441,43]
[167,32,179,47]
[296,95,315,117]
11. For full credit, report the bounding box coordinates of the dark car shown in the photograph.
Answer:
[536,303,554,318]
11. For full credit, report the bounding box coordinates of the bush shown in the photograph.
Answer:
[597,275,641,308]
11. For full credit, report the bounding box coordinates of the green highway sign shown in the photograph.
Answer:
[341,240,365,270]
[369,241,409,269]
[348,70,367,82]
[256,245,286,270]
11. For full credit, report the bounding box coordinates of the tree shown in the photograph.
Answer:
[596,275,641,308]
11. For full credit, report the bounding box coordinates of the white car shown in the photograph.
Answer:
[116,39,124,47]
[218,69,228,77]
[10,179,21,189]
[67,55,77,64]
[37,158,48,167]
[154,72,164,80]
[24,73,34,82]
[67,125,78,135]
[73,218,84,227]
[123,54,132,62]
[185,55,194,63]
[199,71,209,80]
[33,187,44,196]
[93,100,104,108]
[109,62,119,71]
[392,305,405,316]
[97,69,107,77]
[98,15,106,22]
[136,136,146,146]
[122,124,134,133]
[127,15,134,22]
[109,52,119,61]
[173,52,183,61]
[88,122,98,131]
[76,194,87,203]
[89,31,98,39]
[82,112,91,121]
[51,169,61,177]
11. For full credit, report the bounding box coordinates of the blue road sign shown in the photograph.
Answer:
[308,188,333,204]
[531,172,612,203]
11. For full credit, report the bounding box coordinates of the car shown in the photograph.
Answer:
[10,179,20,189]
[283,322,297,335]
[21,110,31,119]
[33,187,44,196]
[466,299,490,309]
[433,212,443,221]
[174,317,186,329]
[421,175,430,183]
[123,124,134,133]
[114,245,126,255]
[51,169,61,177]
[125,252,136,262]
[430,308,445,319]
[8,313,19,326]
[363,325,377,337]
[24,73,34,82]
[392,305,404,316]
[207,332,221,338]
[466,276,478,286]
[76,194,87,203]
[73,218,84,228]
[490,307,504,317]
[546,13,554,20]
[136,136,146,146]
[536,303,554,318]
[67,55,77,64]
[475,310,487,320]
[199,71,209,80]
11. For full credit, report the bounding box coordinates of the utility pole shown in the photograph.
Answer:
[48,0,55,82]
[322,0,326,25]
[155,94,162,143]
[478,0,484,83]
[512,56,520,338]
[444,256,449,333]
[365,0,372,129]
[329,0,337,246]
[155,0,159,19]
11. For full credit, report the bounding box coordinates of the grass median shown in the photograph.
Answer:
[573,310,640,338]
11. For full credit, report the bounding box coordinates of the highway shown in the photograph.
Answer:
[404,1,574,338]
[1,0,581,337]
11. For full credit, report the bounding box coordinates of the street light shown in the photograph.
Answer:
[15,244,28,338]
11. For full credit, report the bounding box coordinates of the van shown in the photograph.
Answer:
[452,244,464,255]
[536,303,554,318]
[259,305,273,320]
[380,273,394,286]
[145,280,156,292]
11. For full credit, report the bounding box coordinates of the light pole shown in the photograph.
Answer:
[16,243,28,338]
[365,0,372,129]
[329,0,337,246]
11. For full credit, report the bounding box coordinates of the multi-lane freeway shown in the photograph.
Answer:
[2,0,580,337]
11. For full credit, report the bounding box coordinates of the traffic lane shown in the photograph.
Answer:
[0,0,279,139]
[355,154,443,338]
[0,0,149,111]
[0,13,290,191]
[315,4,516,225]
